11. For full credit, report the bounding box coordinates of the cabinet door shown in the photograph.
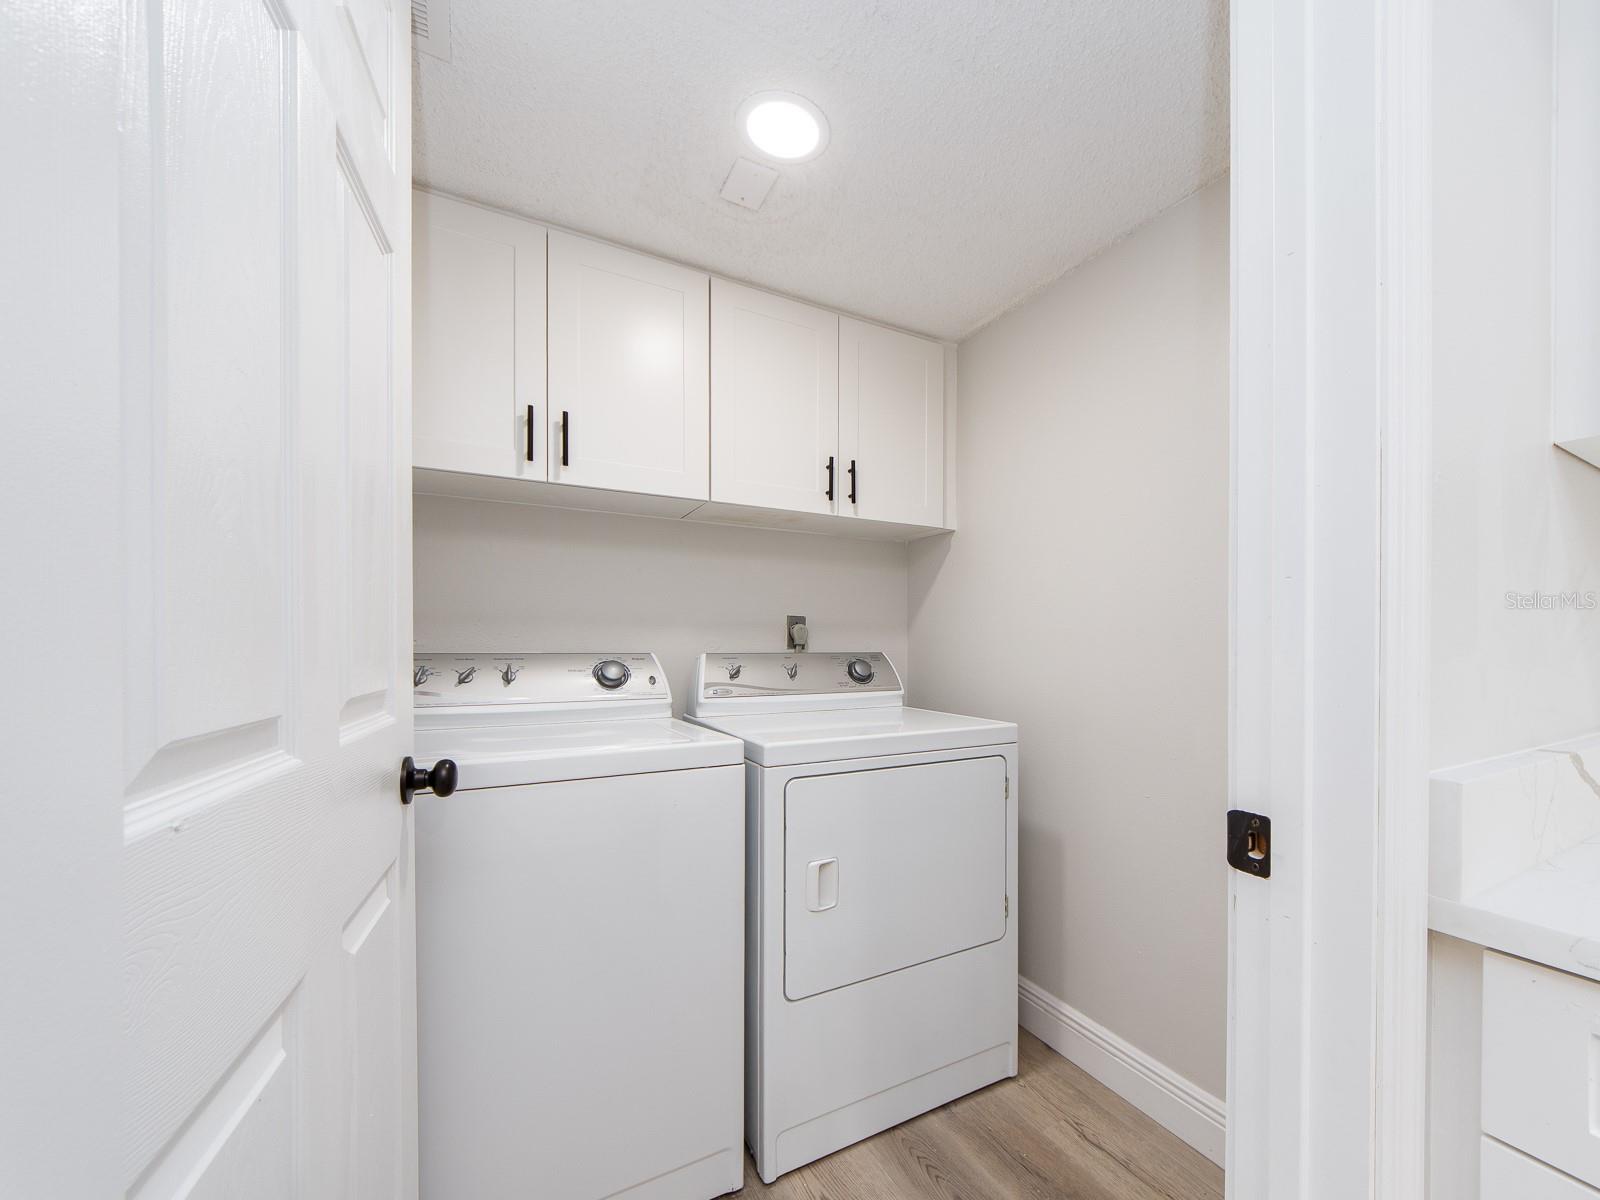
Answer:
[1481,953,1600,1188]
[413,192,546,478]
[710,279,839,514]
[839,317,945,527]
[1482,1138,1600,1200]
[548,231,710,499]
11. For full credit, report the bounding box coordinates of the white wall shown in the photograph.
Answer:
[1430,0,1600,771]
[907,180,1229,1100]
[413,496,909,711]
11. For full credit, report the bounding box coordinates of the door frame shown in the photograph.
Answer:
[1227,0,1432,1196]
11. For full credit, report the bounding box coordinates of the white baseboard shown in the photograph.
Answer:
[1017,976,1225,1166]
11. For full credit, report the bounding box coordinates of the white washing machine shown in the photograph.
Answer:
[412,652,745,1200]
[684,651,1019,1183]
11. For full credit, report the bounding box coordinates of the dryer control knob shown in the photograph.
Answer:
[846,657,875,684]
[593,659,630,689]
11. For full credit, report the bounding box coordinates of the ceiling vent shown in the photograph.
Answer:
[720,158,779,212]
[412,0,451,61]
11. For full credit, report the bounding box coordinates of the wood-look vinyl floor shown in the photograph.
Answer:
[737,1031,1223,1200]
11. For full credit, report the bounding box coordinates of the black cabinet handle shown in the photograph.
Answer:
[400,755,457,805]
[848,459,857,505]
[825,455,835,501]
[561,410,570,467]
[525,404,535,462]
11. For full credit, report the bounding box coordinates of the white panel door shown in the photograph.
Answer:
[838,317,945,527]
[548,231,711,499]
[710,279,839,514]
[414,191,547,480]
[84,0,414,1195]
[783,757,1007,1000]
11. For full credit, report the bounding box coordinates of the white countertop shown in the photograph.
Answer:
[1431,835,1600,984]
[1429,734,1600,981]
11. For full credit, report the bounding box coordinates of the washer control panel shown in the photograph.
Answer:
[414,653,668,707]
[700,651,900,700]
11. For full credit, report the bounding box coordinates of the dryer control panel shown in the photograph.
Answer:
[413,652,669,707]
[698,651,901,701]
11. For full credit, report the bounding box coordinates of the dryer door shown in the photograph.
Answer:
[783,755,1008,1000]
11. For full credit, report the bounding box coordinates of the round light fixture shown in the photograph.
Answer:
[738,92,829,163]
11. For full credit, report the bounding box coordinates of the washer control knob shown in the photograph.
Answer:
[500,663,520,686]
[846,657,875,685]
[593,659,630,690]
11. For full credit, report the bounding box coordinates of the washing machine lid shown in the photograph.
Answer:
[414,716,742,788]
[688,706,1017,767]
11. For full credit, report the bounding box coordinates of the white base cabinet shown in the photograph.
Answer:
[1483,1139,1600,1200]
[1481,953,1600,1189]
[1428,941,1600,1199]
[413,189,951,538]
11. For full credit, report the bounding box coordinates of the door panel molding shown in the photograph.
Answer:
[127,999,296,1200]
[121,0,300,807]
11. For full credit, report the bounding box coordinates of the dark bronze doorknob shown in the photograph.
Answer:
[400,755,458,805]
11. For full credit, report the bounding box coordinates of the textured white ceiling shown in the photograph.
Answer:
[414,1,1228,340]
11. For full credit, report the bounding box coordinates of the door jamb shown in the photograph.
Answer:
[1227,0,1432,1195]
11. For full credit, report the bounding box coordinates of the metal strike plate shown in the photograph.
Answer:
[1227,809,1271,878]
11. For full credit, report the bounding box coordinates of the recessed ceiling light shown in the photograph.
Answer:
[738,92,829,163]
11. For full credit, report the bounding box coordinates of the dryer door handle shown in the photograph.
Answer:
[806,858,839,912]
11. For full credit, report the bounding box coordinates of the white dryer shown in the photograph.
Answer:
[412,652,745,1200]
[685,651,1019,1183]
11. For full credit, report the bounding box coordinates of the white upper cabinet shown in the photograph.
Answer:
[1553,6,1600,470]
[547,231,710,500]
[710,280,839,515]
[414,191,546,479]
[411,201,949,537]
[839,317,946,528]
